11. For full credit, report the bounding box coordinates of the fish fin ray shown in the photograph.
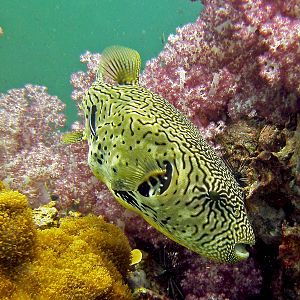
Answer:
[111,154,165,191]
[98,46,141,85]
[61,131,84,144]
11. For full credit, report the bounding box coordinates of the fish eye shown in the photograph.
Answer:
[138,161,172,197]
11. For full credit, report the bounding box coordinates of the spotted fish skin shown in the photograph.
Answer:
[81,46,255,263]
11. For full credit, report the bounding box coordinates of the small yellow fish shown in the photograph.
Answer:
[67,46,255,263]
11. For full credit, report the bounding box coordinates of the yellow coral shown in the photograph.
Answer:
[15,216,132,300]
[0,181,6,191]
[0,271,16,299]
[59,215,132,277]
[0,184,132,300]
[32,200,58,229]
[0,188,36,268]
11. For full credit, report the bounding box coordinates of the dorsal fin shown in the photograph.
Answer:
[98,46,141,85]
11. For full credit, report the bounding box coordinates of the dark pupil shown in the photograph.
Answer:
[138,161,172,197]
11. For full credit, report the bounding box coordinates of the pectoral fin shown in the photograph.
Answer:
[111,154,165,191]
[61,131,84,144]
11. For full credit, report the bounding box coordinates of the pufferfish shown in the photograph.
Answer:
[64,46,255,263]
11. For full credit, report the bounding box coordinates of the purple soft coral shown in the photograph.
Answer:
[0,85,66,206]
[181,254,262,300]
[141,0,300,129]
[0,85,113,213]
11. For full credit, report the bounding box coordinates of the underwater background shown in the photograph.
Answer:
[0,0,201,128]
[0,1,300,300]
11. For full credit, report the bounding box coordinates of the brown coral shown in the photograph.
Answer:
[216,115,300,298]
[0,271,16,300]
[276,224,300,299]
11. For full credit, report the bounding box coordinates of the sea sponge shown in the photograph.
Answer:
[0,184,133,299]
[0,188,36,268]
[0,181,6,191]
[0,271,16,300]
[13,215,133,300]
[58,215,132,277]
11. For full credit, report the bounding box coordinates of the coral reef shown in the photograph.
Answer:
[128,241,262,300]
[0,0,300,299]
[141,0,300,131]
[0,184,36,268]
[216,115,300,299]
[0,85,66,206]
[126,116,299,299]
[15,215,132,300]
[71,51,101,106]
[278,224,300,298]
[70,0,300,144]
[67,4,300,296]
[181,255,262,300]
[0,187,133,300]
[32,200,59,229]
[0,85,112,213]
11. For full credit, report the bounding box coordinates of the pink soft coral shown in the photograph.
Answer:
[0,85,113,212]
[141,0,300,128]
[0,85,66,206]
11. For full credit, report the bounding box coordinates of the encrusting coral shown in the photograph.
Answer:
[0,184,133,300]
[14,215,133,300]
[278,224,300,297]
[32,200,59,229]
[0,184,36,268]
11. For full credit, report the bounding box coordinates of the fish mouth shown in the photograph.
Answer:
[234,243,250,260]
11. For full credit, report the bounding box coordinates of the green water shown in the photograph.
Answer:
[0,0,202,128]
